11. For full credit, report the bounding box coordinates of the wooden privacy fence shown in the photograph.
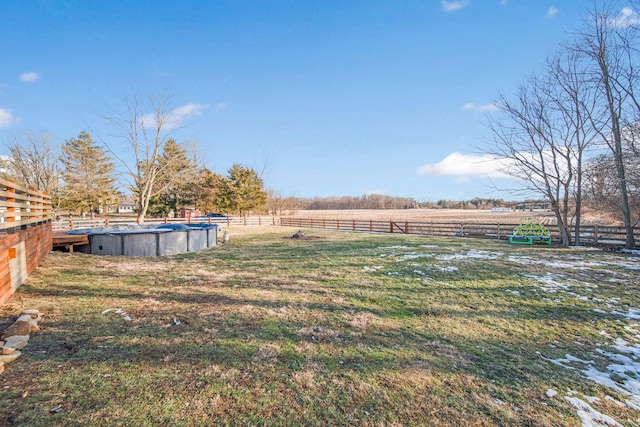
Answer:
[0,178,52,305]
[280,217,640,247]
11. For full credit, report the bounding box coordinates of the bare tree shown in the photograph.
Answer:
[544,52,602,245]
[574,3,639,248]
[489,45,601,248]
[105,93,190,224]
[3,132,59,196]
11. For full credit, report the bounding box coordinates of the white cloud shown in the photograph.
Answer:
[140,103,207,131]
[547,6,559,18]
[0,108,14,128]
[19,72,40,82]
[463,102,498,112]
[611,7,640,27]
[417,152,513,179]
[441,0,466,12]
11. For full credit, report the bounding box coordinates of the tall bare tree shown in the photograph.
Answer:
[574,2,639,248]
[105,94,189,224]
[489,49,598,247]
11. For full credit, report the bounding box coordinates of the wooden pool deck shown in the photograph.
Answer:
[52,231,89,253]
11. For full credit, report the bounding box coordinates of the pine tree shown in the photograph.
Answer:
[60,131,116,217]
[217,164,267,216]
[147,139,191,216]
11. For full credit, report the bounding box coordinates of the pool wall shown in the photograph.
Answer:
[88,227,217,257]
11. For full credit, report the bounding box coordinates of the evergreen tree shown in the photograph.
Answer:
[60,131,116,217]
[217,164,267,216]
[147,139,191,216]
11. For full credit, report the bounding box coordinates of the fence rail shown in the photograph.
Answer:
[53,215,280,230]
[0,178,52,231]
[280,217,640,247]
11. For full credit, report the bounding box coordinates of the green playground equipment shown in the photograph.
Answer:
[509,219,552,245]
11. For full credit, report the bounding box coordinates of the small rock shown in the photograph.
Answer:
[313,327,323,333]
[545,389,558,398]
[0,350,22,364]
[3,335,29,350]
[1,321,31,339]
[49,404,63,413]
[20,309,41,319]
[1,347,16,356]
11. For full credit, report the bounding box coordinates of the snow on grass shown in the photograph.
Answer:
[564,396,623,427]
[525,272,574,294]
[508,253,639,272]
[544,335,640,414]
[436,249,503,261]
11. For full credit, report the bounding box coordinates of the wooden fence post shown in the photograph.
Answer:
[497,223,501,240]
[352,220,356,231]
[389,220,393,233]
[337,219,340,230]
[404,221,408,234]
[593,224,599,245]
[369,220,373,232]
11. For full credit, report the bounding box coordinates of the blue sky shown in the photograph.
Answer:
[0,1,631,201]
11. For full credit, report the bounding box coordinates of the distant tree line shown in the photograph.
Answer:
[264,195,549,213]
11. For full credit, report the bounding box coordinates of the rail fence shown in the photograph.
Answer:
[52,215,280,230]
[280,217,639,247]
[50,214,639,247]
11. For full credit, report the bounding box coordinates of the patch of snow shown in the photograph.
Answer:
[101,308,132,322]
[363,266,383,272]
[604,395,626,407]
[526,272,573,293]
[621,249,640,256]
[438,250,503,261]
[434,265,458,272]
[583,395,600,404]
[564,396,623,427]
[397,252,434,261]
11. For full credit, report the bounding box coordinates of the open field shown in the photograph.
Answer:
[284,209,557,224]
[1,227,640,425]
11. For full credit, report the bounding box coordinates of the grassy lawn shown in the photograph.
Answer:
[1,227,639,426]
